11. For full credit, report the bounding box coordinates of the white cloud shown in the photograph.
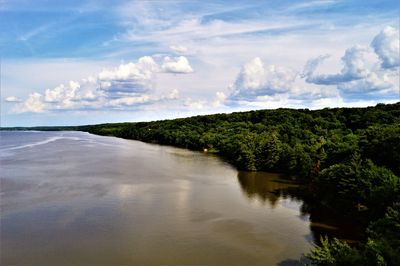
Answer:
[161,56,194,74]
[229,57,297,101]
[338,70,399,99]
[302,27,399,100]
[224,56,340,109]
[4,96,22,102]
[98,56,159,93]
[45,81,80,103]
[7,12,398,117]
[304,45,374,85]
[75,76,102,101]
[371,26,400,69]
[11,56,189,113]
[224,36,396,107]
[212,91,227,107]
[102,2,397,113]
[13,93,46,113]
[108,95,151,108]
[4,2,399,127]
[98,56,158,81]
[234,57,266,90]
[184,98,206,109]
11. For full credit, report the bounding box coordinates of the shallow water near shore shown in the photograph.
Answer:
[1,131,313,265]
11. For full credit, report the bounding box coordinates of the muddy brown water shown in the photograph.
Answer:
[1,131,341,265]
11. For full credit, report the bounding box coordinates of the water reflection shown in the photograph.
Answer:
[1,132,313,265]
[237,171,302,208]
[237,171,363,244]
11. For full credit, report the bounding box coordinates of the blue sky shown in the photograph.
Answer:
[1,0,399,126]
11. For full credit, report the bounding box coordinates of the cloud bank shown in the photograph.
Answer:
[10,56,193,113]
[6,26,399,115]
[222,26,399,107]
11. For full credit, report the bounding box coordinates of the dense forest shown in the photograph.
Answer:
[82,103,400,265]
[2,102,399,265]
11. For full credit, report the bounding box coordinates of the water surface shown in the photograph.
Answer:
[1,131,312,265]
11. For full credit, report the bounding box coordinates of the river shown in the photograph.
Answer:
[1,131,313,265]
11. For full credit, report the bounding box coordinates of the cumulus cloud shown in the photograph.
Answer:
[99,56,158,81]
[161,56,194,73]
[301,27,399,100]
[10,25,398,115]
[338,70,399,99]
[12,93,46,113]
[225,26,399,108]
[12,56,190,113]
[4,96,22,102]
[98,56,159,94]
[212,91,227,107]
[304,45,373,85]
[224,56,340,108]
[228,57,297,101]
[371,26,400,69]
[45,81,80,103]
[184,98,206,109]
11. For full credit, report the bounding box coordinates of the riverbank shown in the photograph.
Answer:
[81,103,400,265]
[2,103,399,264]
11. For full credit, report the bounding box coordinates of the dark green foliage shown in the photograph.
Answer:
[317,157,400,220]
[306,237,364,265]
[254,131,282,170]
[364,203,400,266]
[307,204,400,266]
[77,102,399,178]
[360,124,400,176]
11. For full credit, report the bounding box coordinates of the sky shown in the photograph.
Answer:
[1,0,399,127]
